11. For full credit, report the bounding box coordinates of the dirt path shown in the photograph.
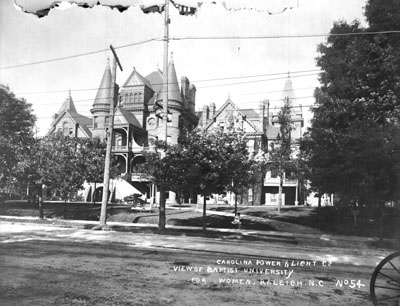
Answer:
[0,222,381,306]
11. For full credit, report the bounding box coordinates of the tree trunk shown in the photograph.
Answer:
[92,182,96,205]
[64,197,68,219]
[234,192,238,216]
[278,175,283,214]
[202,195,207,232]
[379,204,385,242]
[158,186,166,231]
[37,184,44,220]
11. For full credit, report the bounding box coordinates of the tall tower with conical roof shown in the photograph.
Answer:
[165,53,183,108]
[90,60,113,140]
[282,73,296,102]
[151,53,186,144]
[143,56,198,146]
[281,75,303,141]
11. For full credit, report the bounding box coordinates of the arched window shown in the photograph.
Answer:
[116,134,122,146]
[62,122,69,136]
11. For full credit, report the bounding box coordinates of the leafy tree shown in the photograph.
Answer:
[0,85,36,188]
[267,101,295,213]
[79,137,110,204]
[303,0,400,237]
[365,0,400,47]
[13,137,46,217]
[14,135,109,218]
[42,135,87,203]
[221,131,263,214]
[141,128,256,231]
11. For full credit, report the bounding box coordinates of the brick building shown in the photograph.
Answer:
[197,76,304,206]
[48,57,303,205]
[48,55,198,203]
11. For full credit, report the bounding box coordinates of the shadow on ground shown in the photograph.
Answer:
[168,214,277,231]
[243,206,400,239]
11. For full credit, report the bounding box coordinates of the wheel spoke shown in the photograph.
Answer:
[375,285,400,291]
[388,260,400,277]
[378,271,400,285]
[370,252,400,306]
[377,294,400,302]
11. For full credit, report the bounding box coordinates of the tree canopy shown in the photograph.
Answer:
[0,85,36,187]
[267,101,295,212]
[144,129,256,197]
[12,134,108,217]
[302,0,400,208]
[141,128,258,230]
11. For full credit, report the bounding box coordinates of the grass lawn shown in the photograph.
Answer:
[1,201,399,238]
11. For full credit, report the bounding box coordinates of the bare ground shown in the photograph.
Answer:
[0,224,375,306]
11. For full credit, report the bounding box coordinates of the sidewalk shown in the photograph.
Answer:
[0,213,390,250]
[195,208,386,244]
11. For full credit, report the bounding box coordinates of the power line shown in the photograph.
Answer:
[30,93,316,108]
[170,30,400,41]
[229,86,316,98]
[194,69,319,83]
[196,72,317,89]
[15,69,319,96]
[34,99,317,120]
[2,30,400,70]
[0,38,162,70]
[29,86,317,107]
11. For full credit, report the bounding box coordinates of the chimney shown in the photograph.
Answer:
[262,99,270,131]
[266,100,270,124]
[189,84,196,113]
[209,102,216,119]
[259,101,265,132]
[202,105,209,126]
[181,77,189,99]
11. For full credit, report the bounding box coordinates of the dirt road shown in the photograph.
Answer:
[0,222,385,305]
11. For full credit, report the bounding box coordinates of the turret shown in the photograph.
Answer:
[90,60,113,139]
[166,53,183,106]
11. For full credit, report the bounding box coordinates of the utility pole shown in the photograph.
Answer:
[99,45,123,228]
[158,0,170,231]
[162,0,170,143]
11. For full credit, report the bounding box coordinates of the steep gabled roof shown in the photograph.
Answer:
[57,90,77,113]
[240,109,259,119]
[72,113,92,137]
[47,92,92,137]
[114,107,143,129]
[146,68,163,96]
[205,98,259,132]
[123,67,153,88]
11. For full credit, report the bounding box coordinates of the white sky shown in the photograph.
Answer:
[0,0,367,136]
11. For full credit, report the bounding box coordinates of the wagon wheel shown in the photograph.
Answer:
[370,251,400,306]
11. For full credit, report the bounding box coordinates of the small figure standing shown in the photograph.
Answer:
[231,212,242,229]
